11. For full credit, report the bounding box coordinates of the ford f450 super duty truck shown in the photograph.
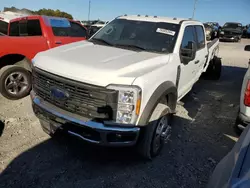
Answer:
[31,15,221,159]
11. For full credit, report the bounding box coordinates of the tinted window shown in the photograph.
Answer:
[19,21,27,36]
[27,20,42,36]
[51,19,87,37]
[195,26,205,50]
[0,20,8,35]
[20,20,42,36]
[9,21,19,36]
[181,26,195,49]
[91,19,180,53]
[9,20,42,36]
[70,22,87,37]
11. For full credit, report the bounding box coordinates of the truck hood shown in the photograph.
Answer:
[34,41,170,86]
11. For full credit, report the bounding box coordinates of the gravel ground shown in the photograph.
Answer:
[0,39,250,188]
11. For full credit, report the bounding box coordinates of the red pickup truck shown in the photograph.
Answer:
[0,15,88,100]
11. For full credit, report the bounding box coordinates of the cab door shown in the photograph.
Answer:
[9,18,49,59]
[178,25,199,99]
[48,18,87,47]
[193,25,208,77]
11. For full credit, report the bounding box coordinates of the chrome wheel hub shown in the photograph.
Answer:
[4,72,28,95]
[152,116,171,153]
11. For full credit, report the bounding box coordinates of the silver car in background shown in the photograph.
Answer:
[235,45,250,134]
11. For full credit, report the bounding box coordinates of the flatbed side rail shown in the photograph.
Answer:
[207,38,219,49]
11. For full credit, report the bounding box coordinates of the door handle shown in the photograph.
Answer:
[194,60,200,64]
[55,41,62,44]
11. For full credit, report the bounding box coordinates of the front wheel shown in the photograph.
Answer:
[0,65,32,100]
[136,103,172,159]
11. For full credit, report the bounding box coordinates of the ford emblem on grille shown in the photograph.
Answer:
[50,87,69,100]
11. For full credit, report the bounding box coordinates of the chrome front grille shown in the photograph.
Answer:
[32,68,118,120]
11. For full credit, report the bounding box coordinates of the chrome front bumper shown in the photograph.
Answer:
[31,91,140,146]
[219,36,239,41]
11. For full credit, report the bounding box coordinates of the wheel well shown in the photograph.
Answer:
[156,92,177,113]
[164,93,177,113]
[0,54,26,69]
[148,93,176,122]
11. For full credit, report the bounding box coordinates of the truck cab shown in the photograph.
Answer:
[0,15,88,100]
[31,15,221,159]
[0,11,27,35]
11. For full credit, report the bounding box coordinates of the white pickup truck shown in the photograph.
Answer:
[31,15,220,159]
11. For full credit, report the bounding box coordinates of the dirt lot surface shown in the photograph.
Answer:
[0,39,250,188]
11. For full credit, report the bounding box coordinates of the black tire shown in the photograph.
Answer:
[203,57,222,80]
[0,65,32,100]
[211,32,216,40]
[136,103,172,159]
[234,117,243,136]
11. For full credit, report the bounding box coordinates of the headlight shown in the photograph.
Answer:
[107,85,141,124]
[220,31,224,35]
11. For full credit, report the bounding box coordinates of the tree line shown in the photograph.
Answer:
[4,7,73,19]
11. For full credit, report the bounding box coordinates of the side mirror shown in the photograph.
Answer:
[180,41,196,64]
[245,45,250,52]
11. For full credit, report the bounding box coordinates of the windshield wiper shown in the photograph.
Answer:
[115,44,146,51]
[90,38,113,46]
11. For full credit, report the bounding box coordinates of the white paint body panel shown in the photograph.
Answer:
[33,16,219,126]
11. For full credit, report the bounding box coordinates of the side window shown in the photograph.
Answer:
[9,21,19,36]
[0,20,8,35]
[181,26,196,49]
[19,21,28,36]
[20,20,42,36]
[195,26,205,50]
[27,20,42,36]
[69,22,87,37]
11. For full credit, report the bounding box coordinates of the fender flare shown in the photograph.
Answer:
[138,81,177,126]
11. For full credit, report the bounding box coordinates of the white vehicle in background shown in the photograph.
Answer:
[89,21,108,36]
[235,45,250,134]
[0,11,27,35]
[31,15,221,159]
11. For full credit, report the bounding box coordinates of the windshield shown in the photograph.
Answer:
[91,18,180,53]
[223,23,242,29]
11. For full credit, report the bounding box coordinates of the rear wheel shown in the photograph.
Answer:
[137,103,172,159]
[234,117,243,135]
[203,57,222,80]
[0,65,32,100]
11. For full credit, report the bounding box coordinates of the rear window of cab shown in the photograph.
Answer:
[43,16,87,37]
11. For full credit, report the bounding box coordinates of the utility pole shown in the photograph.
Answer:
[192,0,198,19]
[88,0,91,21]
